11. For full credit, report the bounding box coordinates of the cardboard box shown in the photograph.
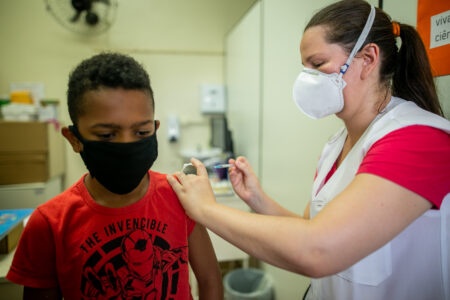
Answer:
[0,121,65,185]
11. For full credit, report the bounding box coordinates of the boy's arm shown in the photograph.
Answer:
[8,210,61,297]
[24,287,62,300]
[188,224,224,300]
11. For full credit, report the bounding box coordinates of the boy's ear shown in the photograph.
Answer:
[61,127,83,153]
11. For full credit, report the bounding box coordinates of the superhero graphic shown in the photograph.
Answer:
[80,229,188,300]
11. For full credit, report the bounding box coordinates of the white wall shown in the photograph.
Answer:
[226,2,262,177]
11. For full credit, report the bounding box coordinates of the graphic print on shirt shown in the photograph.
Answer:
[79,218,188,300]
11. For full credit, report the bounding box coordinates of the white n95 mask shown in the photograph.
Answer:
[293,68,346,119]
[293,4,376,119]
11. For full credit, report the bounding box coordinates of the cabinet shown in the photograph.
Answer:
[0,175,64,209]
[0,121,65,298]
[0,177,64,299]
[0,120,65,208]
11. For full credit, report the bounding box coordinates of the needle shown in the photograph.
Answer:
[213,163,234,169]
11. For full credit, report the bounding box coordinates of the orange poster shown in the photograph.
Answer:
[417,0,450,77]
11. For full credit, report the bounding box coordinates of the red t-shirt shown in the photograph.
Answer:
[7,171,195,300]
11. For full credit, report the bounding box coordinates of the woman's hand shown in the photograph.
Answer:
[228,156,266,212]
[167,158,217,221]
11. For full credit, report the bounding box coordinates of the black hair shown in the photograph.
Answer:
[305,0,443,116]
[67,52,155,124]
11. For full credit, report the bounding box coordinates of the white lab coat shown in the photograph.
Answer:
[306,97,450,300]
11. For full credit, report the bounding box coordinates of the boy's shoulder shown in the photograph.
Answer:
[149,170,167,180]
[149,170,176,195]
[37,175,87,214]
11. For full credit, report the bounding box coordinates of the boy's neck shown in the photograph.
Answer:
[84,174,149,208]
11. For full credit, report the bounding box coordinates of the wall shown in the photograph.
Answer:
[227,0,450,299]
[226,2,262,176]
[0,0,254,186]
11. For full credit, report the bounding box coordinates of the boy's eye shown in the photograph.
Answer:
[137,130,151,137]
[96,132,115,140]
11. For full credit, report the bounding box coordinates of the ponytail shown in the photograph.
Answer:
[392,23,444,116]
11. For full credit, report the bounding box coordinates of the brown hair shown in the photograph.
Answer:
[305,0,443,116]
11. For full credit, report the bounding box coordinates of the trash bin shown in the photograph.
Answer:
[224,268,273,300]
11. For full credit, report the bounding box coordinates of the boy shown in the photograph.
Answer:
[7,52,223,300]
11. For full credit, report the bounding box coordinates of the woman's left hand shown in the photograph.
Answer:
[167,158,217,221]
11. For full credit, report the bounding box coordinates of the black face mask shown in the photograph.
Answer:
[69,125,158,194]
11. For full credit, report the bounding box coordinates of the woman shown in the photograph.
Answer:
[168,1,450,299]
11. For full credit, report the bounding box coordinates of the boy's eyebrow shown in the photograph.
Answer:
[89,120,154,129]
[131,120,155,128]
[89,123,120,130]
